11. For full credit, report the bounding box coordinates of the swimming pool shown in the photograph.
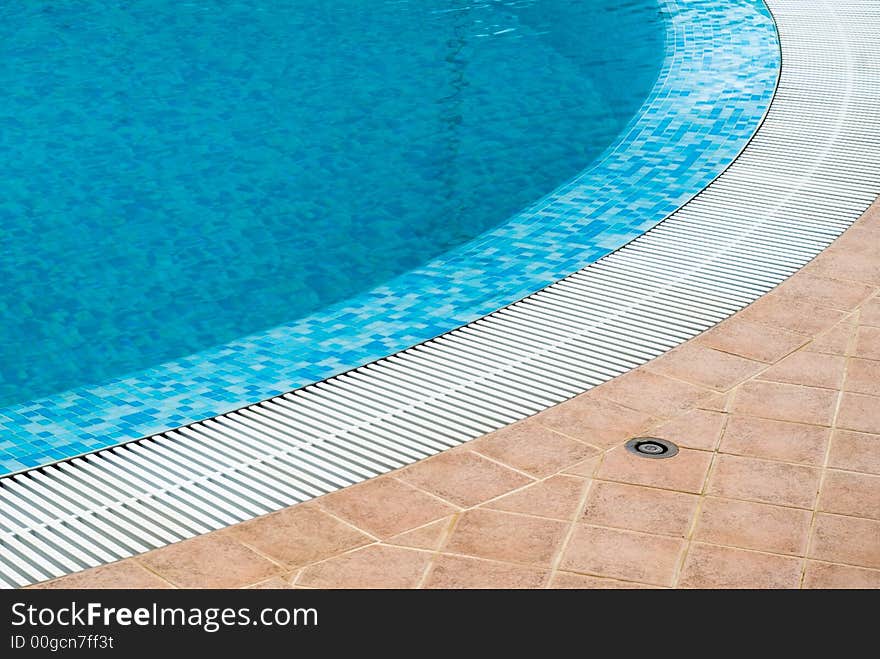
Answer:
[0,0,779,472]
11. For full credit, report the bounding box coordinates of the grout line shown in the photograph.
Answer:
[544,474,595,589]
[800,304,860,587]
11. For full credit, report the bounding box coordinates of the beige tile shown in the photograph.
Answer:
[697,319,806,363]
[854,326,880,361]
[590,369,712,418]
[32,561,172,590]
[758,351,846,390]
[386,518,452,551]
[425,555,548,589]
[678,543,802,589]
[720,415,830,466]
[845,358,880,397]
[652,409,727,451]
[731,381,838,426]
[318,477,455,538]
[473,419,598,477]
[537,394,657,449]
[694,497,812,556]
[597,444,713,494]
[560,525,684,587]
[828,430,880,475]
[807,316,857,356]
[736,294,845,336]
[803,561,880,589]
[582,481,698,537]
[139,535,282,588]
[483,475,588,521]
[443,509,567,567]
[550,572,658,589]
[224,503,372,567]
[809,514,880,569]
[775,274,875,311]
[818,470,880,520]
[837,392,880,434]
[399,450,532,507]
[296,545,430,589]
[645,343,765,391]
[707,454,821,509]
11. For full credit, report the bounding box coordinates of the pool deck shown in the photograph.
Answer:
[33,197,880,589]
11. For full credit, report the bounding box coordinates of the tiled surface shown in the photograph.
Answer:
[0,0,780,473]
[35,197,880,589]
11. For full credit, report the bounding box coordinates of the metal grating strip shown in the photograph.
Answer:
[2,0,879,588]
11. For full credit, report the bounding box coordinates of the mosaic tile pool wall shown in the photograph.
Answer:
[0,0,780,473]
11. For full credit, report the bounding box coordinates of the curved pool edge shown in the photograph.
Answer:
[2,0,879,589]
[32,196,880,590]
[0,0,781,471]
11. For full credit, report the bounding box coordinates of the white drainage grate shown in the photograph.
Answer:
[1,0,879,588]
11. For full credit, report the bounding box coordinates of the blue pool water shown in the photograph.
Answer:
[0,0,780,472]
[0,0,664,407]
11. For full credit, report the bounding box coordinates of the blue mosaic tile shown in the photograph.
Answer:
[0,0,780,474]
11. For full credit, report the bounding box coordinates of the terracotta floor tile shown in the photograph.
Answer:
[809,514,880,569]
[597,445,713,494]
[645,343,765,391]
[590,369,712,419]
[483,475,588,521]
[775,274,875,311]
[386,518,452,551]
[248,577,294,589]
[828,430,880,475]
[473,419,598,477]
[443,509,567,567]
[807,316,857,356]
[224,503,372,567]
[707,454,820,509]
[818,470,880,520]
[318,477,455,538]
[399,450,532,507]
[560,525,684,587]
[837,392,880,434]
[758,351,846,390]
[860,297,880,327]
[296,545,430,589]
[731,381,838,426]
[736,294,845,336]
[698,392,732,412]
[32,561,172,590]
[562,455,602,477]
[425,555,548,589]
[697,319,806,363]
[139,535,282,588]
[845,358,880,397]
[536,394,657,448]
[581,481,698,537]
[694,497,811,556]
[720,415,830,466]
[550,572,659,589]
[809,244,880,286]
[854,326,880,360]
[678,543,802,589]
[652,409,727,451]
[803,561,880,589]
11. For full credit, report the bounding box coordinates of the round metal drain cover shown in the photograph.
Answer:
[625,437,679,459]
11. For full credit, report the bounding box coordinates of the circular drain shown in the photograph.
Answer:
[625,437,679,459]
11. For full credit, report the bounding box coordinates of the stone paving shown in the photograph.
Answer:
[32,198,880,589]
